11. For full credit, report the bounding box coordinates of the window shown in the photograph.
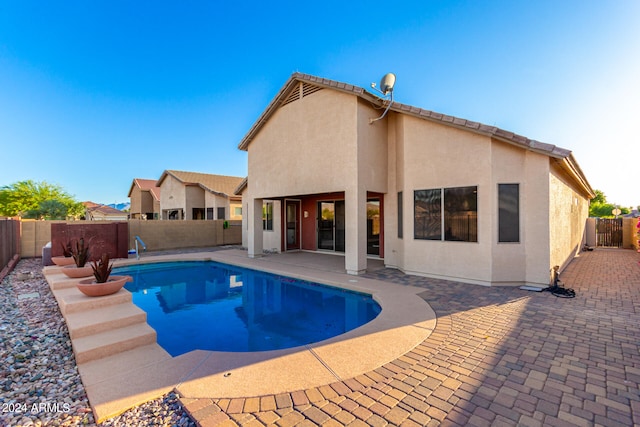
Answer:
[206,208,214,220]
[414,189,442,240]
[444,186,477,242]
[217,207,225,220]
[263,202,273,231]
[397,192,403,239]
[234,206,242,216]
[498,184,519,242]
[414,186,477,242]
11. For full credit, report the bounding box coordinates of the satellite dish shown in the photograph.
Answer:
[369,72,397,124]
[379,73,396,95]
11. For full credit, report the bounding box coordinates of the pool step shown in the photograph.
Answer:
[65,303,147,339]
[72,322,157,364]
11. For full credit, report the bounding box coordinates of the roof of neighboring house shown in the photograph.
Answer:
[127,178,161,201]
[237,72,595,199]
[83,202,127,217]
[234,177,248,196]
[157,170,244,199]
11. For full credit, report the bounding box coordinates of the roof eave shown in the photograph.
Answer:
[554,154,596,199]
[234,177,248,195]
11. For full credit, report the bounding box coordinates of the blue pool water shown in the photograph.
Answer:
[114,261,381,356]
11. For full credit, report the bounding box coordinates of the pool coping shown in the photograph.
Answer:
[44,249,436,422]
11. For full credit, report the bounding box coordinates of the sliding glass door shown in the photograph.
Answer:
[317,201,345,252]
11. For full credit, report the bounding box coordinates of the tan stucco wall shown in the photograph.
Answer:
[383,114,402,269]
[185,186,205,219]
[130,190,159,219]
[129,188,143,218]
[549,161,591,273]
[490,142,530,285]
[247,89,359,199]
[391,114,494,285]
[160,174,187,214]
[382,117,559,286]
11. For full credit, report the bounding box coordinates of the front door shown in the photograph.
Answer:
[285,200,301,250]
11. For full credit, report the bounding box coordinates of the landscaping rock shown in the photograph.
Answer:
[0,258,196,427]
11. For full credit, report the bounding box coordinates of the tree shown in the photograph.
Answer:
[589,189,630,218]
[0,180,84,219]
[24,199,69,220]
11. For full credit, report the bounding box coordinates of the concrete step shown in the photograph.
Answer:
[77,344,171,386]
[44,272,82,290]
[65,303,147,339]
[53,287,132,315]
[72,323,157,364]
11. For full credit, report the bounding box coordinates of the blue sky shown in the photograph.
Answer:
[1,1,638,208]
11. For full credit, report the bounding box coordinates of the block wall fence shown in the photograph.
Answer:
[10,217,639,259]
[18,219,242,258]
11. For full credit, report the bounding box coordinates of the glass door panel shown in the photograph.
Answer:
[335,200,345,252]
[367,199,380,255]
[286,201,300,249]
[317,202,335,250]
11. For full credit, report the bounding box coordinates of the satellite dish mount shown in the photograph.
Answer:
[369,72,396,124]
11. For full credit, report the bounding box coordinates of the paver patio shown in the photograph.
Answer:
[180,248,640,426]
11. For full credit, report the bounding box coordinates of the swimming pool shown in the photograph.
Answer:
[114,261,381,356]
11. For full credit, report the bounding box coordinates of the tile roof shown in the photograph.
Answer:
[82,202,126,216]
[158,170,244,198]
[237,72,594,198]
[128,178,161,201]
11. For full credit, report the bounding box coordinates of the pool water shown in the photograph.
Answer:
[114,261,381,356]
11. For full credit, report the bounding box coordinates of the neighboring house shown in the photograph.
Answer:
[237,73,595,287]
[128,178,161,220]
[83,202,129,221]
[157,170,244,220]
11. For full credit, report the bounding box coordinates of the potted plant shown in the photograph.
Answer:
[77,253,132,297]
[51,241,76,266]
[62,237,93,278]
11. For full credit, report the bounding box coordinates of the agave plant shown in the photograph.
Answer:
[91,253,113,283]
[60,240,73,257]
[71,237,90,267]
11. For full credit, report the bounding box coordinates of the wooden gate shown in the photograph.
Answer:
[596,218,623,247]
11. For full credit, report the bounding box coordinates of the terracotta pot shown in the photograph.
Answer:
[62,265,94,278]
[76,275,133,297]
[51,256,76,266]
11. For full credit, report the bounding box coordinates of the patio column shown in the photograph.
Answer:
[247,197,263,258]
[345,187,367,275]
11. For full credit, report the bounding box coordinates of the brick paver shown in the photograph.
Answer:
[181,249,640,426]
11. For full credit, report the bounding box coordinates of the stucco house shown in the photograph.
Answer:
[157,170,244,221]
[83,202,129,221]
[128,178,161,220]
[237,73,595,287]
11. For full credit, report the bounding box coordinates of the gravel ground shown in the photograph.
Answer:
[0,258,196,427]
